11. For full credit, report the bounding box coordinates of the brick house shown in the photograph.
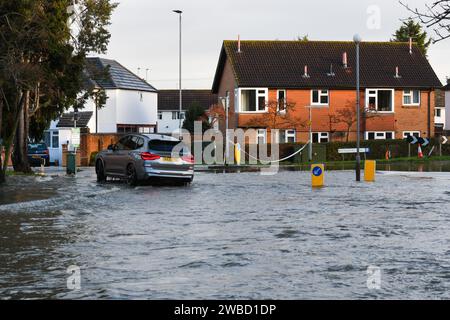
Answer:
[211,40,442,144]
[444,80,450,132]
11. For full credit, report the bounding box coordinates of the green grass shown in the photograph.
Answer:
[5,170,36,176]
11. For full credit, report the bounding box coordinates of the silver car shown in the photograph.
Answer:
[95,134,194,185]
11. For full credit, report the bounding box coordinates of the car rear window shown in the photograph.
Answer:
[148,140,189,155]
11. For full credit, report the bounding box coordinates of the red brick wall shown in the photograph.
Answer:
[80,133,124,166]
[236,88,434,143]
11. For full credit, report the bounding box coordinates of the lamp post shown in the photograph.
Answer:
[173,10,183,134]
[353,34,362,182]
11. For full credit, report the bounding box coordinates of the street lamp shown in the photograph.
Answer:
[173,10,183,134]
[353,34,362,182]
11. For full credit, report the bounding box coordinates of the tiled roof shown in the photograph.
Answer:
[212,40,442,92]
[443,83,450,91]
[57,111,93,128]
[86,58,157,92]
[158,90,218,111]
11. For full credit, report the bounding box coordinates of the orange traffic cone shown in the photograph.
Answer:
[418,144,424,159]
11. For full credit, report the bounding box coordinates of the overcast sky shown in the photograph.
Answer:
[98,0,450,90]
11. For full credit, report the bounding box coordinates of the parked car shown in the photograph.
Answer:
[27,143,50,167]
[95,134,194,185]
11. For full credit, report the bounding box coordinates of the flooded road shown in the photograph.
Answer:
[1,168,450,299]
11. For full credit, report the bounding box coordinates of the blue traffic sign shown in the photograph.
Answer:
[312,166,323,177]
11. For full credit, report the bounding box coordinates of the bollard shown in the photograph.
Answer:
[311,164,324,188]
[234,143,241,165]
[364,160,376,182]
[39,158,46,176]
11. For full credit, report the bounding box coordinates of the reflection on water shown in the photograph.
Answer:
[1,168,450,299]
[205,161,450,174]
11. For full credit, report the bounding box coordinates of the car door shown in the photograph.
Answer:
[115,135,140,176]
[105,135,132,175]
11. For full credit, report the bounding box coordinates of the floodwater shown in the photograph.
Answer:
[0,167,450,299]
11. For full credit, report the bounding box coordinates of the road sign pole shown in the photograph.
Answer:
[408,143,411,158]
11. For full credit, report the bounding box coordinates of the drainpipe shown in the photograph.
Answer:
[428,90,431,138]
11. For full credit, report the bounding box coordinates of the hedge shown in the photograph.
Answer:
[191,138,450,163]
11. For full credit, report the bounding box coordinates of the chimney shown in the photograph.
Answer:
[302,65,310,78]
[342,52,348,68]
[237,35,241,53]
[394,66,401,79]
[409,37,413,55]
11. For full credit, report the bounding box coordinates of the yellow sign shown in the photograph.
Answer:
[311,164,324,187]
[364,160,376,182]
[234,143,241,165]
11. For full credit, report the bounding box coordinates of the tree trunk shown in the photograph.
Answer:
[1,93,25,184]
[12,90,31,174]
[0,98,3,181]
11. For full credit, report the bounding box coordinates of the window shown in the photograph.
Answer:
[403,131,420,139]
[366,89,394,112]
[435,108,442,117]
[158,112,162,120]
[131,136,145,149]
[240,89,267,112]
[403,90,420,105]
[311,132,329,143]
[285,129,296,143]
[180,112,185,120]
[277,90,286,112]
[117,125,153,133]
[365,131,395,140]
[51,131,59,148]
[278,129,296,144]
[257,129,266,144]
[139,127,151,134]
[116,136,135,150]
[311,90,329,105]
[172,111,178,120]
[44,131,59,149]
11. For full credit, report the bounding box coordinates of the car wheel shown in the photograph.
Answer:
[126,164,138,186]
[96,160,107,183]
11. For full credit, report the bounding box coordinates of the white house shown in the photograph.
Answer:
[46,57,158,165]
[157,90,217,134]
[444,80,450,131]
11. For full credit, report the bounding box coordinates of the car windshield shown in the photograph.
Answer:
[148,140,190,156]
[28,143,47,152]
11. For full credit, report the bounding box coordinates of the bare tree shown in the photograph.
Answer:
[400,0,450,43]
[244,99,306,133]
[333,102,380,142]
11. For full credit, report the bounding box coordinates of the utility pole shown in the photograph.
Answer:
[309,106,312,161]
[354,34,362,182]
[173,10,183,134]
